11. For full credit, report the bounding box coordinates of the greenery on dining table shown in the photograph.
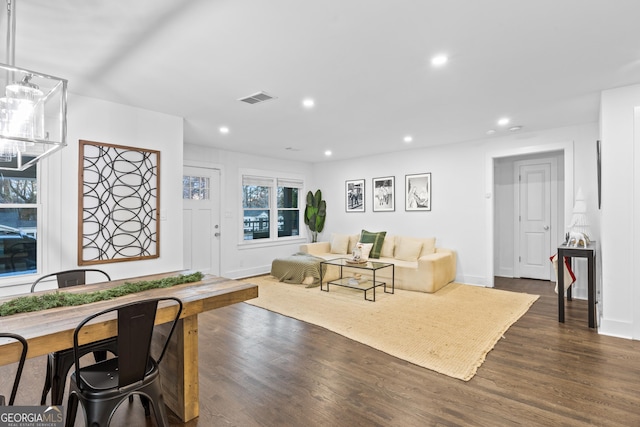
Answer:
[0,272,204,317]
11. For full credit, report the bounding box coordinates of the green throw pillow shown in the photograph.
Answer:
[360,229,387,259]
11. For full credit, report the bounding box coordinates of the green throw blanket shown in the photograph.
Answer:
[270,253,327,287]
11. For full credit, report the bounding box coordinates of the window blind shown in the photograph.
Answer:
[242,175,273,187]
[277,178,303,188]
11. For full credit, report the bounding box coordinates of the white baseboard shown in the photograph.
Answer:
[457,275,490,287]
[598,318,634,339]
[496,267,514,277]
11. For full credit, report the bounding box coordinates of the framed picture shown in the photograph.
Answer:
[78,140,160,265]
[372,176,395,212]
[405,173,431,211]
[345,179,365,212]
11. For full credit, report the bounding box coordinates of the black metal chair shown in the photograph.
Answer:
[0,333,28,406]
[31,269,116,405]
[65,297,183,427]
[30,268,111,293]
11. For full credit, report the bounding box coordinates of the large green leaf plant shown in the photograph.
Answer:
[304,189,326,242]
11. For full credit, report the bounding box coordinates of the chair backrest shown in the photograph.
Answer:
[72,297,183,390]
[30,268,111,293]
[0,333,28,406]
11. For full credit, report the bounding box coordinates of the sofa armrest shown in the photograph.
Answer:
[300,241,331,256]
[417,249,457,292]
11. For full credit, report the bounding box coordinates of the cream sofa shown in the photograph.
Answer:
[300,232,456,293]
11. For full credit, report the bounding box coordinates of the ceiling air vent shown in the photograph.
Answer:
[238,91,276,104]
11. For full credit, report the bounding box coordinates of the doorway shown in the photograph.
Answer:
[514,158,557,280]
[492,149,566,284]
[183,165,221,276]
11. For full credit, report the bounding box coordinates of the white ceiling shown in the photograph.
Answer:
[9,0,640,162]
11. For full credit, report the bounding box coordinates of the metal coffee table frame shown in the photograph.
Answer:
[320,258,394,301]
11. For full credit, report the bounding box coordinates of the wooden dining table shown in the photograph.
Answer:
[0,271,258,422]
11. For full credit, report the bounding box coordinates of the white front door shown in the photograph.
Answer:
[183,166,221,276]
[516,160,552,280]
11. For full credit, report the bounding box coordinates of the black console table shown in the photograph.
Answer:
[557,242,597,328]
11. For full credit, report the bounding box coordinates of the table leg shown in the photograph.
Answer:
[567,259,572,301]
[392,265,395,294]
[588,253,595,328]
[373,270,376,302]
[558,252,565,323]
[157,314,200,422]
[384,264,394,294]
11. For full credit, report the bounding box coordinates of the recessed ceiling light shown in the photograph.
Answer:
[497,117,510,126]
[302,98,315,108]
[324,150,332,156]
[486,129,497,135]
[404,135,413,143]
[219,126,229,134]
[509,125,523,132]
[431,54,448,67]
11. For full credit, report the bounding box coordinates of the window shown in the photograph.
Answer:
[242,175,302,241]
[183,175,210,200]
[0,166,38,277]
[277,178,300,238]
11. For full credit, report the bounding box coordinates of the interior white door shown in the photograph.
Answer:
[517,161,551,280]
[183,166,220,276]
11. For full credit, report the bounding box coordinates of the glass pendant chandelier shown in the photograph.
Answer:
[0,0,67,171]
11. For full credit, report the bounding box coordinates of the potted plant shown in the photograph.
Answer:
[304,189,326,242]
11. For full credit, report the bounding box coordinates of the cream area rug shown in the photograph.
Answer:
[244,275,539,381]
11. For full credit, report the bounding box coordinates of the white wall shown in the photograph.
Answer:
[0,95,185,295]
[309,123,598,288]
[183,144,314,279]
[600,83,640,339]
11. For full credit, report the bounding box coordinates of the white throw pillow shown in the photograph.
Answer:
[330,233,350,254]
[354,242,374,261]
[394,237,424,262]
[361,242,374,260]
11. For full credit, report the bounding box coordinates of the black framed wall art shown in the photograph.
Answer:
[405,173,431,211]
[373,176,394,212]
[345,179,365,212]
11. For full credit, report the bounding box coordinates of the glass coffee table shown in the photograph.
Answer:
[320,258,394,301]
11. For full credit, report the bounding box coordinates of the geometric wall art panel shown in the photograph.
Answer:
[78,140,160,265]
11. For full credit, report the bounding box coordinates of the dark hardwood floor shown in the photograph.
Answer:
[3,277,640,426]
